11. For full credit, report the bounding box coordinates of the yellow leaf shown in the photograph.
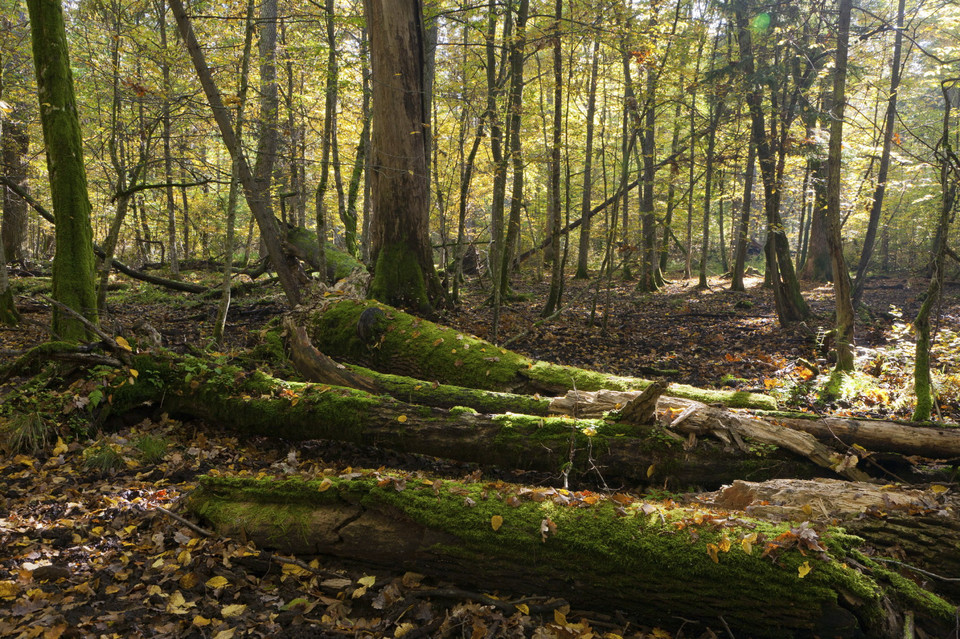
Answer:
[802,503,813,515]
[318,478,333,492]
[397,415,408,423]
[221,603,247,618]
[931,485,949,494]
[646,464,656,478]
[116,336,133,351]
[212,629,236,639]
[651,629,673,639]
[798,561,812,578]
[718,534,732,553]
[205,575,229,589]
[516,603,529,615]
[129,368,139,378]
[192,615,212,627]
[706,543,719,563]
[358,575,376,587]
[0,581,19,598]
[52,437,68,455]
[491,515,504,531]
[395,622,416,637]
[554,609,568,626]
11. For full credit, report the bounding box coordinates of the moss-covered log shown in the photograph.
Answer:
[708,478,960,603]
[110,353,820,488]
[186,474,954,638]
[296,298,777,409]
[282,220,366,282]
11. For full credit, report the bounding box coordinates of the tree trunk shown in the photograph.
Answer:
[365,0,442,312]
[575,37,600,279]
[497,0,529,300]
[852,0,905,307]
[734,6,809,325]
[913,83,958,421]
[825,0,855,372]
[542,0,563,317]
[26,0,99,341]
[0,12,30,265]
[188,474,953,639]
[213,0,256,346]
[0,226,18,325]
[1,116,29,265]
[168,0,303,306]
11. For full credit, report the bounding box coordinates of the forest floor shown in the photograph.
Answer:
[2,268,959,639]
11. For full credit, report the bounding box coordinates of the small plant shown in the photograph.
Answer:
[1,411,56,455]
[135,434,169,464]
[82,440,125,473]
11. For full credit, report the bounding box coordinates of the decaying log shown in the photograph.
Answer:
[702,478,960,602]
[186,474,955,638]
[551,387,960,464]
[282,316,382,393]
[550,390,871,482]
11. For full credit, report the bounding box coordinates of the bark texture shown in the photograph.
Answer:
[26,0,99,341]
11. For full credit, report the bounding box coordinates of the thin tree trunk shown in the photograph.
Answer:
[159,0,179,276]
[730,141,755,291]
[168,0,302,306]
[852,0,905,307]
[826,0,855,372]
[542,0,563,317]
[575,37,601,279]
[913,83,958,421]
[213,0,255,346]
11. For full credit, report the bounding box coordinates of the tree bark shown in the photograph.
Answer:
[852,0,906,307]
[365,0,442,312]
[575,37,600,279]
[26,0,99,341]
[825,0,855,371]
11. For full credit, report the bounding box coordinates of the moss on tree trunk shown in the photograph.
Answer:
[27,0,98,341]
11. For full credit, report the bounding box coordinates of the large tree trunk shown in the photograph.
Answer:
[26,0,99,341]
[365,0,442,311]
[187,474,953,639]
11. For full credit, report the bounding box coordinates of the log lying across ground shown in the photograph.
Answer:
[186,473,955,639]
[293,298,778,409]
[110,353,823,487]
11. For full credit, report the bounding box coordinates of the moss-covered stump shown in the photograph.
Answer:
[283,222,366,282]
[298,298,777,410]
[109,353,816,488]
[187,474,954,638]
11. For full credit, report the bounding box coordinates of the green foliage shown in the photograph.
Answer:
[134,433,169,464]
[1,411,57,455]
[81,439,125,473]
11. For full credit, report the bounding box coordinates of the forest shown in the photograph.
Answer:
[2,0,960,636]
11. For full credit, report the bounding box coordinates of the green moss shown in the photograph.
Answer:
[190,475,917,636]
[449,406,479,416]
[307,299,776,409]
[369,242,431,313]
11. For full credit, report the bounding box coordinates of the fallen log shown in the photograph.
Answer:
[109,353,827,487]
[550,388,960,460]
[281,220,366,282]
[295,298,777,410]
[185,473,955,638]
[702,478,960,603]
